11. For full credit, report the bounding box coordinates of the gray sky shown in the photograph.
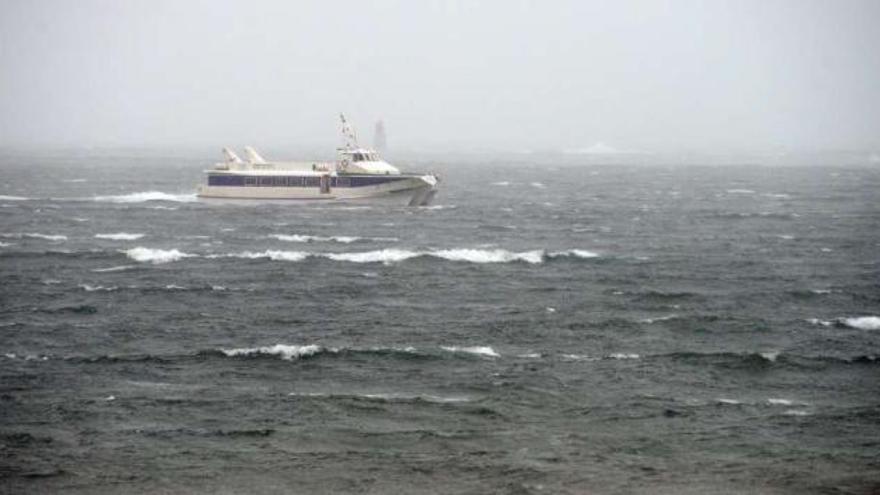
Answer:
[1,0,878,152]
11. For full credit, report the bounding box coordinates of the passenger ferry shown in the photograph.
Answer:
[197,115,439,205]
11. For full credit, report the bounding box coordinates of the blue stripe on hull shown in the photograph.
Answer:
[206,175,408,188]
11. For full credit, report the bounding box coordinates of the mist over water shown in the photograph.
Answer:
[1,0,879,152]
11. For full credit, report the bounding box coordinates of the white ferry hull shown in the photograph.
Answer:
[197,175,437,206]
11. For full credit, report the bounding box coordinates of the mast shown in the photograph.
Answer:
[340,113,359,150]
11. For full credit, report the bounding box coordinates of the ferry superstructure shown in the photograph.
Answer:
[197,115,438,205]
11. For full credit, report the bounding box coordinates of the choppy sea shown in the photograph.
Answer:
[1,150,879,494]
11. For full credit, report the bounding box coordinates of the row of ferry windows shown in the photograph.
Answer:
[241,177,352,187]
[351,153,378,162]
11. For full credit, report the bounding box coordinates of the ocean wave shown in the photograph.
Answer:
[547,249,600,259]
[0,233,68,241]
[441,346,500,358]
[0,242,12,247]
[270,234,399,244]
[125,247,194,264]
[726,189,756,194]
[211,250,310,262]
[431,248,543,264]
[0,195,31,201]
[221,344,324,360]
[840,316,880,330]
[92,265,138,272]
[93,191,197,203]
[607,353,640,360]
[78,284,118,292]
[95,233,145,241]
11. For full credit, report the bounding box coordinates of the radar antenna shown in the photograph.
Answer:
[340,113,359,150]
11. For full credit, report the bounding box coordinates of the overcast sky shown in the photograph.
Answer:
[1,0,878,152]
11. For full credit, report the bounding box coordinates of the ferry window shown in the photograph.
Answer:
[273,177,287,186]
[245,177,257,186]
[259,177,273,186]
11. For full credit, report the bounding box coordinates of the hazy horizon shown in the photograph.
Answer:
[1,0,878,154]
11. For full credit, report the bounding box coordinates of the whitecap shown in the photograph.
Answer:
[95,233,145,241]
[92,265,137,273]
[441,346,500,358]
[607,353,640,360]
[530,182,546,188]
[165,284,186,290]
[215,250,309,262]
[840,316,880,330]
[639,314,678,324]
[518,352,542,359]
[783,409,811,416]
[810,289,833,295]
[767,398,797,406]
[764,193,791,199]
[1,233,68,241]
[418,204,457,210]
[125,247,194,264]
[222,344,323,360]
[548,249,600,259]
[726,189,755,194]
[431,248,544,264]
[760,351,780,362]
[0,242,11,247]
[806,318,833,327]
[79,284,118,292]
[777,234,795,240]
[0,195,30,201]
[271,234,358,243]
[491,181,511,186]
[94,191,197,203]
[322,249,420,264]
[716,398,742,405]
[561,354,598,361]
[63,179,88,183]
[545,307,556,313]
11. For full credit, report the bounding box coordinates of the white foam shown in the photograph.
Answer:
[545,307,556,313]
[222,344,323,360]
[806,318,833,327]
[716,398,742,405]
[165,284,186,290]
[94,191,197,203]
[218,250,309,262]
[272,234,358,243]
[418,204,456,210]
[125,247,194,264]
[764,193,791,199]
[491,181,511,186]
[1,233,68,241]
[431,248,544,264]
[0,195,30,201]
[783,409,811,416]
[323,249,421,264]
[841,316,880,330]
[441,346,500,358]
[607,353,640,360]
[63,179,87,183]
[561,354,598,361]
[518,352,542,359]
[777,234,795,240]
[0,242,11,247]
[95,233,145,241]
[79,284,118,292]
[92,265,137,273]
[760,351,780,362]
[767,398,794,406]
[726,189,755,194]
[639,314,678,324]
[810,289,832,295]
[549,249,600,259]
[530,182,546,188]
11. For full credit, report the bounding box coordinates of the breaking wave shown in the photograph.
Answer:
[221,344,323,360]
[95,233,145,241]
[270,234,398,243]
[0,195,31,201]
[125,247,194,264]
[840,316,880,330]
[93,191,197,203]
[441,346,500,358]
[0,233,68,241]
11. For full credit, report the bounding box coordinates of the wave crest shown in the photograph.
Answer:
[94,191,197,203]
[125,247,194,264]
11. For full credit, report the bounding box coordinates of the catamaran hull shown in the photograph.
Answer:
[197,176,438,206]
